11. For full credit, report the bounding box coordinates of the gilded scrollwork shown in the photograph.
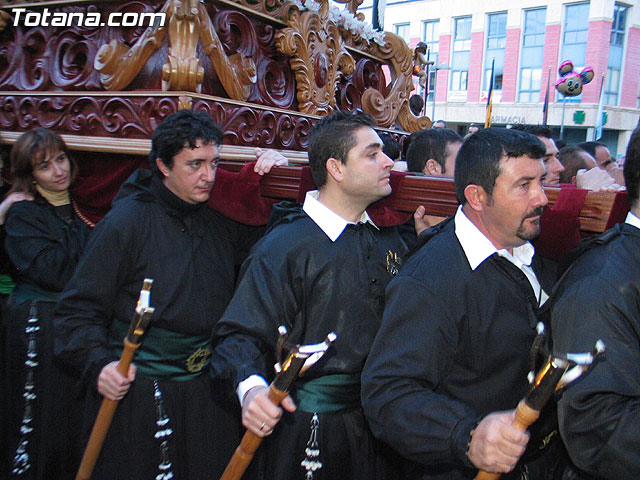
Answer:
[94,0,256,100]
[275,0,354,116]
[359,31,431,130]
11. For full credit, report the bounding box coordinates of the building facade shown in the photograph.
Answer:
[361,0,640,156]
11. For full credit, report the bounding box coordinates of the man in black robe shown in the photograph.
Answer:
[211,111,410,479]
[362,128,562,479]
[551,128,640,480]
[54,110,281,479]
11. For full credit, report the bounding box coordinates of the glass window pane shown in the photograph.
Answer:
[562,2,589,73]
[521,69,531,90]
[395,23,410,43]
[519,8,545,101]
[531,68,541,89]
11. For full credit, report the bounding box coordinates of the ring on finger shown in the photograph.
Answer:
[260,422,266,431]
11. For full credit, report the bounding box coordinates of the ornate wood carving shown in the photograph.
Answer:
[336,58,385,111]
[0,0,431,131]
[355,31,430,130]
[213,10,295,108]
[0,95,173,137]
[191,99,314,149]
[274,0,354,116]
[0,11,105,91]
[94,0,257,100]
[0,94,315,149]
[93,3,168,90]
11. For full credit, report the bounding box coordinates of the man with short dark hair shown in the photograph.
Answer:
[577,141,613,171]
[512,125,565,186]
[211,111,410,479]
[379,132,401,161]
[467,123,480,136]
[432,119,447,129]
[551,127,640,479]
[577,140,625,185]
[410,94,425,117]
[406,128,462,177]
[363,128,562,479]
[54,109,282,479]
[558,146,596,184]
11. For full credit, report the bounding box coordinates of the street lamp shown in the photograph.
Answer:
[431,63,451,124]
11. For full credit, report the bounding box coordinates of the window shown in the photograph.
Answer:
[484,12,506,90]
[518,8,546,102]
[606,4,627,105]
[422,20,439,100]
[394,23,410,44]
[451,16,471,91]
[611,3,627,46]
[562,3,589,68]
[453,16,472,52]
[451,70,468,91]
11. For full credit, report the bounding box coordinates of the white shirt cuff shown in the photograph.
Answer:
[237,375,269,406]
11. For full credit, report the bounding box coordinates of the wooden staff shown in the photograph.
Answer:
[75,279,155,480]
[219,329,336,480]
[474,339,604,480]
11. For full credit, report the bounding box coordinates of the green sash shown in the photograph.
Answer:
[0,274,15,295]
[294,373,361,413]
[110,319,211,381]
[11,282,60,305]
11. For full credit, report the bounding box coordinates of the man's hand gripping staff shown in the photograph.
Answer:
[474,323,605,480]
[219,327,337,480]
[75,279,155,480]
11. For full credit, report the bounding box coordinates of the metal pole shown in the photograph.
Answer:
[422,48,430,116]
[431,69,437,122]
[559,94,566,140]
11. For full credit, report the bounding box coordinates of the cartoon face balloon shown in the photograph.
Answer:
[555,60,595,96]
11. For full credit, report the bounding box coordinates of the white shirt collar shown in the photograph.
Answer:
[625,211,640,230]
[454,205,546,305]
[302,190,378,242]
[454,205,535,271]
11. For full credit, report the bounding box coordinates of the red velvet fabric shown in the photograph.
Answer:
[605,190,630,230]
[534,185,588,262]
[296,167,412,226]
[70,152,148,225]
[207,162,278,226]
[69,153,277,226]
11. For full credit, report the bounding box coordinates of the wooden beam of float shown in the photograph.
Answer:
[220,162,626,234]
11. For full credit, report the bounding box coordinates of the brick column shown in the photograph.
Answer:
[541,24,561,102]
[502,28,521,103]
[436,34,452,102]
[620,26,640,108]
[583,19,612,104]
[467,31,484,102]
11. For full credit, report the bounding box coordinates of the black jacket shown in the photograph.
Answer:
[552,222,640,480]
[54,169,262,387]
[5,198,91,297]
[362,217,556,479]
[211,201,410,386]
